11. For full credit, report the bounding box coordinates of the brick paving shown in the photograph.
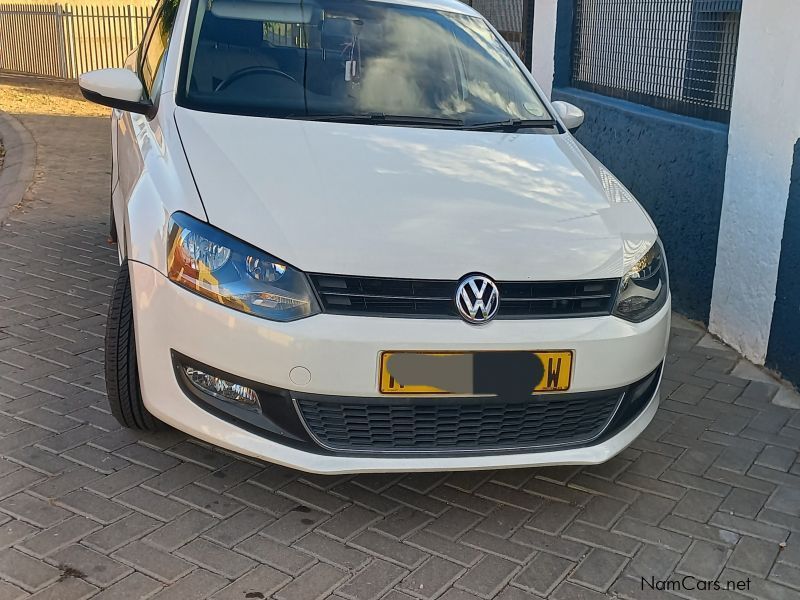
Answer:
[0,109,799,600]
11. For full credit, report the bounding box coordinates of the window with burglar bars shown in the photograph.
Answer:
[571,0,742,123]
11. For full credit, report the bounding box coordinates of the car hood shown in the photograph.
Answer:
[174,107,657,280]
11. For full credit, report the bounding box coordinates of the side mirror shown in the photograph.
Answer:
[78,68,153,116]
[552,101,585,132]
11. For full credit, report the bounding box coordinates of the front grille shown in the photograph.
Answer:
[296,391,621,452]
[309,274,619,319]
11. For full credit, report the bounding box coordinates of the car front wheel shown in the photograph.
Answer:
[105,261,160,431]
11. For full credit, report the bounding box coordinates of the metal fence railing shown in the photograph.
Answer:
[0,3,151,79]
[571,0,742,123]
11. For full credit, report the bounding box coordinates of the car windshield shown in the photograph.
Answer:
[178,0,552,127]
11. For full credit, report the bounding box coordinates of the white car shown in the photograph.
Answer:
[79,0,670,474]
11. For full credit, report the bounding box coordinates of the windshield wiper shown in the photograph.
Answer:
[288,113,465,128]
[463,118,557,131]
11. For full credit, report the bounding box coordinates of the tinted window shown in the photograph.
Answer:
[140,0,178,95]
[178,0,550,126]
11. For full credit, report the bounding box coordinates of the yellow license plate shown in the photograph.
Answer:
[379,350,573,394]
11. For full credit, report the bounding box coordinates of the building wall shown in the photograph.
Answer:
[549,0,729,323]
[553,88,728,323]
[709,0,800,364]
[767,140,800,383]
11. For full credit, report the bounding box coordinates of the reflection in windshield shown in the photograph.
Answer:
[179,0,549,126]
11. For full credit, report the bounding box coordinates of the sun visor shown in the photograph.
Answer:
[210,0,314,23]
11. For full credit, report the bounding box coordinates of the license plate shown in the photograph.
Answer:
[379,351,573,394]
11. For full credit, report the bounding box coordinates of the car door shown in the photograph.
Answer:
[113,0,174,256]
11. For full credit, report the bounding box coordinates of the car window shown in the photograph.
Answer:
[140,0,178,97]
[177,0,550,127]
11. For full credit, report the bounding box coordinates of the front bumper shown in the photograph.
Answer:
[130,261,670,474]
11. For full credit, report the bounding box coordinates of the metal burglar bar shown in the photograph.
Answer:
[0,3,151,80]
[571,0,741,123]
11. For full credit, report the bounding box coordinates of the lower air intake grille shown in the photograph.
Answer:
[308,274,619,319]
[296,391,622,452]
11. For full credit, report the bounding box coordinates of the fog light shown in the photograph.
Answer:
[183,366,260,410]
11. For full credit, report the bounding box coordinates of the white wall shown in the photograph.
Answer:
[710,0,800,363]
[531,0,557,97]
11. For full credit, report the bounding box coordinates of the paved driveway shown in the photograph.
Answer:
[1,106,799,600]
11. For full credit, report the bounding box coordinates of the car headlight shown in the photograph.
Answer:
[166,212,319,321]
[613,239,669,322]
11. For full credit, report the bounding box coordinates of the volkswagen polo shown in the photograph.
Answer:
[79,0,670,473]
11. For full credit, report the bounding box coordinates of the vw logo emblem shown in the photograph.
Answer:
[455,274,500,324]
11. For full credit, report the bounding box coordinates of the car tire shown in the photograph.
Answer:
[105,261,160,431]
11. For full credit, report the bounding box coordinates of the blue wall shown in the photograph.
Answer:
[553,89,729,323]
[552,0,729,323]
[767,139,800,386]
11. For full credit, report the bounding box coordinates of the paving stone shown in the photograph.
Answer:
[201,507,271,547]
[431,486,497,517]
[0,519,38,550]
[113,541,195,583]
[21,577,98,600]
[459,530,535,563]
[563,522,640,556]
[710,512,789,543]
[766,486,800,517]
[114,444,180,472]
[211,565,291,600]
[423,508,480,541]
[527,502,581,535]
[175,538,256,579]
[90,573,162,600]
[143,509,218,551]
[20,516,100,558]
[293,532,369,571]
[337,559,408,600]
[511,528,588,562]
[62,444,129,474]
[55,490,130,524]
[721,488,769,519]
[661,514,741,546]
[85,465,156,498]
[575,496,627,529]
[0,579,28,600]
[404,530,480,568]
[676,540,731,580]
[115,487,187,522]
[625,493,675,525]
[476,505,530,538]
[6,446,72,477]
[513,552,573,596]
[261,507,325,544]
[278,481,349,515]
[355,530,430,569]
[225,482,296,517]
[454,554,518,599]
[614,517,691,552]
[82,512,160,553]
[624,543,681,580]
[316,505,381,542]
[150,569,228,600]
[0,547,60,591]
[757,446,797,472]
[672,489,723,522]
[728,536,780,578]
[372,507,431,540]
[398,557,464,600]
[0,492,70,528]
[234,534,315,575]
[142,463,209,495]
[567,548,627,592]
[0,468,44,501]
[48,544,132,587]
[273,562,348,600]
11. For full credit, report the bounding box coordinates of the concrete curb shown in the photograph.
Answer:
[0,110,36,226]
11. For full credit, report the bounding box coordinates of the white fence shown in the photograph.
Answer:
[0,3,151,79]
